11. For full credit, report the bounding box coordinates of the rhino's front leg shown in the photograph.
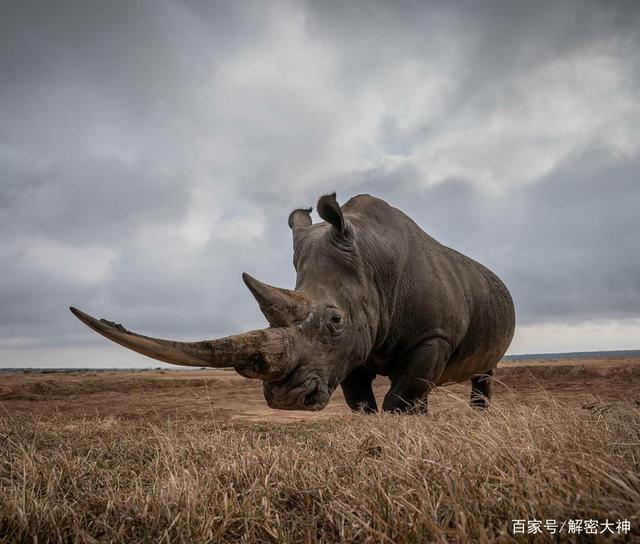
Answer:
[382,337,451,413]
[341,365,378,413]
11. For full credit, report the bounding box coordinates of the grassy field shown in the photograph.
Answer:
[0,358,639,543]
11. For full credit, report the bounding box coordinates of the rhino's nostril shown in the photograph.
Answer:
[266,363,299,386]
[304,384,320,406]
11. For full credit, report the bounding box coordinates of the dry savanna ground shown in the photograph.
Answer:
[0,356,639,543]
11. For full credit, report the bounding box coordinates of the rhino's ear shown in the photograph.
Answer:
[317,192,345,234]
[288,207,312,251]
[288,207,312,231]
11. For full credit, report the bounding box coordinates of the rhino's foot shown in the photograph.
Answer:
[383,395,429,414]
[341,365,378,413]
[470,370,493,409]
[470,395,489,409]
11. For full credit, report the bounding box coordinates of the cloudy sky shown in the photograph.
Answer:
[1,0,639,368]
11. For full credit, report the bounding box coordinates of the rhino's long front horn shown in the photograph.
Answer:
[69,307,294,381]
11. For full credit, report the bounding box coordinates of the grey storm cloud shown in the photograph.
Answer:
[1,0,639,365]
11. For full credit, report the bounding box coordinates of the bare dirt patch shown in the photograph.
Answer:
[1,357,639,422]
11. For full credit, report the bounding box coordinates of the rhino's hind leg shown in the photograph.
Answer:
[470,370,493,409]
[382,338,450,414]
[341,365,378,413]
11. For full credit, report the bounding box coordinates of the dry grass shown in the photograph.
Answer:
[1,380,639,543]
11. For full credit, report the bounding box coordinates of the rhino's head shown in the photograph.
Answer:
[71,193,375,411]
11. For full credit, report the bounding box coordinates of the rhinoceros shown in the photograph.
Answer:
[71,193,515,413]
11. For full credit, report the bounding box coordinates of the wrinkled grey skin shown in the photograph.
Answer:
[267,193,515,412]
[70,193,515,413]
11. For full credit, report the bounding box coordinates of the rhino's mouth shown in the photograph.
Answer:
[263,371,332,411]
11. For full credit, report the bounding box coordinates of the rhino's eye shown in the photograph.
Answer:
[324,308,344,335]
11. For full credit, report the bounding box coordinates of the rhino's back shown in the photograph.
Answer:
[343,194,515,383]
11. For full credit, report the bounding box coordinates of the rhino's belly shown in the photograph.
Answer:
[437,352,497,384]
[437,309,514,385]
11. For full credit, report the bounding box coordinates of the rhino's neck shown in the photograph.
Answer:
[358,241,412,355]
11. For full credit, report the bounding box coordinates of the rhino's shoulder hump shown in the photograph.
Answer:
[343,193,385,209]
[342,194,402,222]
